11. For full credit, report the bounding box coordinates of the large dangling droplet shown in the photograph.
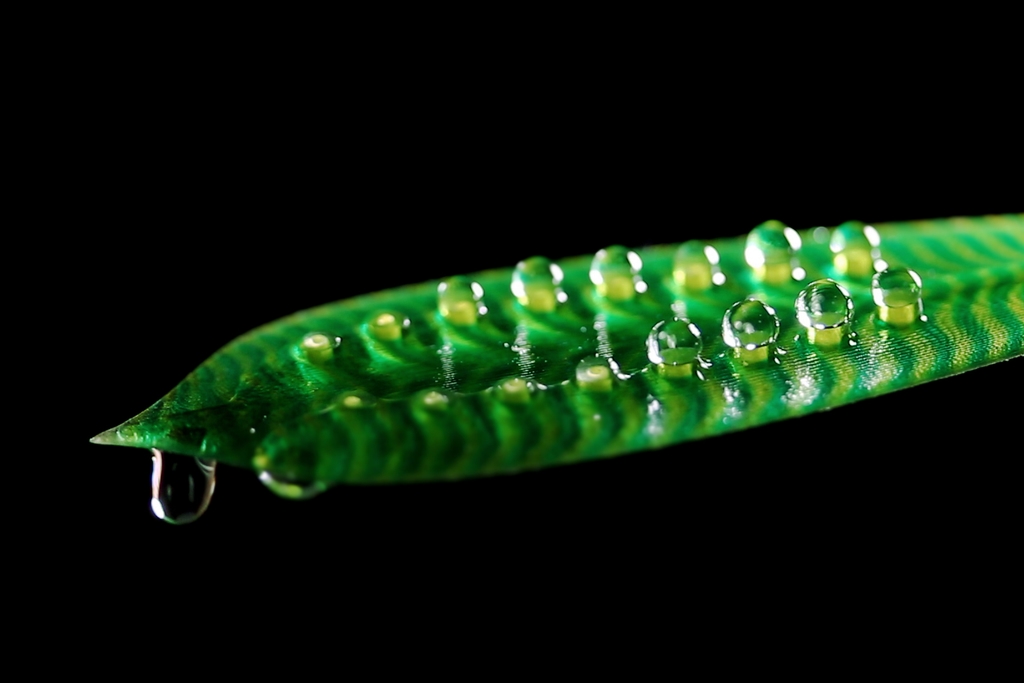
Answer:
[150,449,216,524]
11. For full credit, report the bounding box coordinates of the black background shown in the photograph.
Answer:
[56,80,1020,592]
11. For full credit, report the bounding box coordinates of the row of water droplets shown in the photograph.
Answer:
[361,220,924,371]
[152,220,926,522]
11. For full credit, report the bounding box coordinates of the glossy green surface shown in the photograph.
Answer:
[93,215,1024,494]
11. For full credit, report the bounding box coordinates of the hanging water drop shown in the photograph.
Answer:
[872,268,924,326]
[250,451,326,500]
[795,279,854,345]
[150,449,216,524]
[258,470,327,500]
[647,318,703,377]
[722,299,780,364]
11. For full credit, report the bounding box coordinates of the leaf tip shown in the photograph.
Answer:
[89,427,122,445]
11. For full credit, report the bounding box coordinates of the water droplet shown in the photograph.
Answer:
[648,318,702,377]
[575,356,615,392]
[830,220,882,276]
[872,268,924,325]
[337,390,377,410]
[367,311,410,342]
[511,256,566,312]
[795,279,854,345]
[438,277,484,325]
[745,220,801,284]
[257,470,326,500]
[590,246,644,301]
[723,299,780,349]
[723,299,780,364]
[301,332,340,364]
[416,389,451,411]
[150,449,216,524]
[673,242,723,290]
[496,377,534,404]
